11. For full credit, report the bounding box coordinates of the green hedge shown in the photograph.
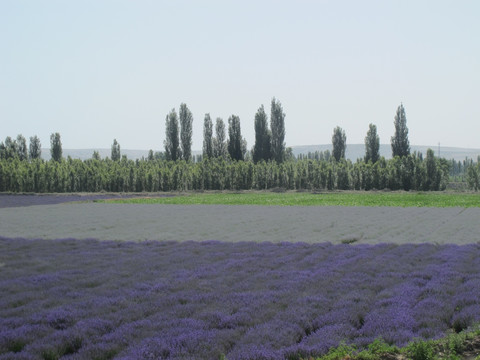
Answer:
[0,152,459,193]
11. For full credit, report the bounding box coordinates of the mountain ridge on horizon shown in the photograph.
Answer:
[40,144,480,162]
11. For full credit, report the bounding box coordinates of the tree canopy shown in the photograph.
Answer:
[391,103,410,158]
[332,126,346,162]
[50,133,62,162]
[213,118,227,159]
[180,103,193,162]
[29,136,42,160]
[253,105,271,163]
[164,109,181,161]
[228,115,244,161]
[111,139,121,161]
[270,98,286,163]
[203,113,214,159]
[364,123,380,163]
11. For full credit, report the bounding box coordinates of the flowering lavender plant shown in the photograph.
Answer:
[0,238,479,359]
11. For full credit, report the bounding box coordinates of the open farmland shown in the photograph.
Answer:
[1,192,480,359]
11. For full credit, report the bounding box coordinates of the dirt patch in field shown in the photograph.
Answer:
[1,202,479,244]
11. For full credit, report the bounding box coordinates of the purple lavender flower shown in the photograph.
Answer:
[1,238,479,359]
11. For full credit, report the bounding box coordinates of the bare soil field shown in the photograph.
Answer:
[1,201,479,244]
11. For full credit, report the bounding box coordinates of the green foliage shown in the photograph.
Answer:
[466,163,480,191]
[391,103,410,158]
[16,134,28,161]
[364,123,380,163]
[179,103,193,162]
[40,336,82,360]
[0,150,461,194]
[307,338,399,360]
[8,339,26,353]
[405,339,435,360]
[332,126,346,162]
[0,134,34,160]
[424,148,437,190]
[5,136,17,159]
[270,97,286,163]
[446,332,465,354]
[111,139,121,161]
[365,337,398,355]
[50,132,63,162]
[102,191,480,208]
[319,342,356,360]
[227,115,245,161]
[147,149,155,161]
[303,326,480,360]
[203,113,214,159]
[213,117,227,159]
[164,109,181,161]
[29,135,42,160]
[253,104,272,163]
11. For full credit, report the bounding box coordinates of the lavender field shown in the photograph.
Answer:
[1,237,480,359]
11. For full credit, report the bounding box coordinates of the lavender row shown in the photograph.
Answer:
[1,238,479,359]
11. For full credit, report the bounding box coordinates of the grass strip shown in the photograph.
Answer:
[98,191,480,208]
[305,325,480,360]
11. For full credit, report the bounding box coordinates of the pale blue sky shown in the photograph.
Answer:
[1,0,479,151]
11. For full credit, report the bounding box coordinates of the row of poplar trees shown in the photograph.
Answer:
[163,98,286,163]
[0,102,475,192]
[0,133,62,162]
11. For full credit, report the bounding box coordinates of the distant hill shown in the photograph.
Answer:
[41,149,151,161]
[291,144,480,162]
[41,145,480,162]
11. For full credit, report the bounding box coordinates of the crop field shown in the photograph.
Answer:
[99,191,480,208]
[0,192,480,359]
[1,238,480,359]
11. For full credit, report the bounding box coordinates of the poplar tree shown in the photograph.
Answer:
[164,109,181,161]
[228,115,244,161]
[466,164,480,191]
[332,126,346,162]
[203,113,214,159]
[29,135,42,160]
[179,103,193,162]
[391,103,410,158]
[425,148,439,191]
[213,118,227,158]
[2,136,16,159]
[253,105,271,163]
[270,98,286,163]
[50,132,62,162]
[111,139,121,161]
[364,123,380,163]
[148,149,155,161]
[16,134,28,161]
